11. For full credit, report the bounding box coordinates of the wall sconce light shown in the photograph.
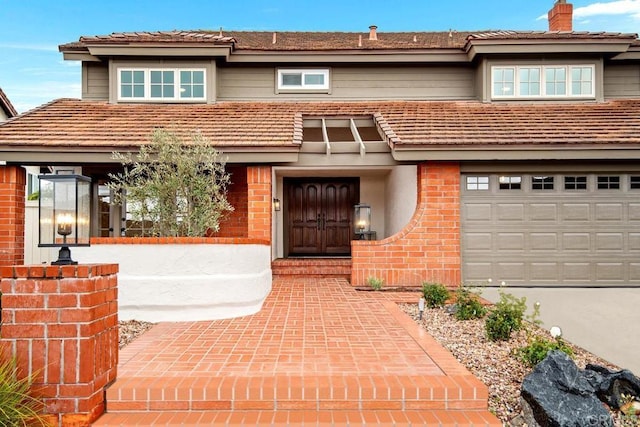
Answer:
[273,198,281,211]
[353,203,371,238]
[38,174,91,265]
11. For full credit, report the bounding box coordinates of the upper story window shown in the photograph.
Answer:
[118,68,206,101]
[277,69,330,91]
[491,65,595,99]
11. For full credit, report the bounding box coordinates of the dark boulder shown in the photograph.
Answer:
[584,363,640,410]
[521,350,613,426]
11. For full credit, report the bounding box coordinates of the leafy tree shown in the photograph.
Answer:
[108,129,233,237]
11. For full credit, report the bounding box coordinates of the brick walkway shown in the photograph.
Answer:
[93,278,500,426]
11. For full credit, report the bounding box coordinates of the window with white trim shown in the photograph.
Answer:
[466,176,489,190]
[277,69,329,91]
[118,68,206,101]
[492,65,595,99]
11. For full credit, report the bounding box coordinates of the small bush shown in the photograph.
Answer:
[516,336,574,367]
[454,287,487,320]
[0,356,49,426]
[366,276,384,291]
[421,282,450,308]
[485,291,527,341]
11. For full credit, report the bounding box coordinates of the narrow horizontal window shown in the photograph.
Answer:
[597,176,620,190]
[491,65,594,99]
[564,176,587,190]
[277,69,330,91]
[499,176,521,190]
[466,176,489,190]
[631,176,640,189]
[532,176,554,190]
[118,68,206,101]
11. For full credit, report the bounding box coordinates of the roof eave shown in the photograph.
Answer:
[466,39,633,60]
[229,49,468,63]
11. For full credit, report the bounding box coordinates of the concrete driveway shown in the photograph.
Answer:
[482,287,640,375]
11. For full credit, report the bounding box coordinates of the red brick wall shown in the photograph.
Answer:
[217,166,248,238]
[247,166,272,241]
[351,162,461,287]
[0,166,26,266]
[0,264,119,426]
[548,2,573,31]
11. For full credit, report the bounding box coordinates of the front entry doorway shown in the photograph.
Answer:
[285,178,359,256]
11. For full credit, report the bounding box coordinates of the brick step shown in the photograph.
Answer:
[93,409,502,426]
[271,258,351,278]
[103,374,488,413]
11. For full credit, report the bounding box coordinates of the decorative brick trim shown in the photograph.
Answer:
[351,162,461,287]
[0,264,119,426]
[0,165,26,266]
[247,166,272,241]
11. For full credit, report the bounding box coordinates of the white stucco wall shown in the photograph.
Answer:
[359,175,387,238]
[384,165,417,237]
[73,244,272,322]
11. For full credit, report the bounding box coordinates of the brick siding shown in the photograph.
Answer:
[0,166,26,266]
[351,162,461,287]
[247,166,272,241]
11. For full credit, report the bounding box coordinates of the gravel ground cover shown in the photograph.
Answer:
[118,320,154,349]
[399,303,636,426]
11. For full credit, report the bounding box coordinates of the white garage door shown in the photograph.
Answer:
[461,173,640,286]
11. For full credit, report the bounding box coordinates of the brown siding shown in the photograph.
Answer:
[604,63,640,99]
[217,65,476,100]
[82,62,109,101]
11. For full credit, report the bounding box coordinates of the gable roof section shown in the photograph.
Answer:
[0,88,18,118]
[0,99,639,161]
[60,30,638,53]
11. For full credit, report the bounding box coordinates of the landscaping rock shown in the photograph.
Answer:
[521,350,613,426]
[583,363,640,410]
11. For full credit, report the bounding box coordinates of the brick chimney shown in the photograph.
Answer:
[548,0,573,32]
[369,25,378,41]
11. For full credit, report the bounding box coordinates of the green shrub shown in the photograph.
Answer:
[366,276,384,291]
[485,290,527,341]
[421,282,450,308]
[454,287,487,320]
[516,336,574,367]
[0,356,49,426]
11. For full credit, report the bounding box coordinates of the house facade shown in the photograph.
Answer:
[1,1,640,296]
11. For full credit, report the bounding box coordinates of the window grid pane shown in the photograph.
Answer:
[179,71,205,99]
[532,176,554,190]
[519,68,540,96]
[570,67,593,96]
[493,68,514,97]
[545,67,566,96]
[466,176,489,190]
[498,176,522,190]
[120,71,145,98]
[597,176,620,190]
[564,176,587,190]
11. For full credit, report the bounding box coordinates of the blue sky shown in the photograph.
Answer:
[1,0,639,113]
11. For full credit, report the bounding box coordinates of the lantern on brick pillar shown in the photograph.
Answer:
[38,174,91,265]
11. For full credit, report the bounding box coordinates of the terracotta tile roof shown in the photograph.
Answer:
[59,30,638,52]
[1,99,640,150]
[0,87,18,118]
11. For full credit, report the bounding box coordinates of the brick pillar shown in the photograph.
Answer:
[0,165,26,265]
[0,264,119,426]
[351,162,461,287]
[247,166,272,241]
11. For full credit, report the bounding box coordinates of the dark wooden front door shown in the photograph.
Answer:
[286,178,359,256]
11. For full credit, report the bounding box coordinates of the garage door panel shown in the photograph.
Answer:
[595,203,623,221]
[595,233,624,251]
[496,263,526,281]
[531,263,559,281]
[463,203,492,221]
[462,172,639,286]
[596,263,625,281]
[496,233,525,251]
[531,233,557,250]
[629,204,640,220]
[563,263,591,281]
[562,203,590,221]
[562,233,591,251]
[464,233,492,250]
[497,204,524,221]
[529,203,558,221]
